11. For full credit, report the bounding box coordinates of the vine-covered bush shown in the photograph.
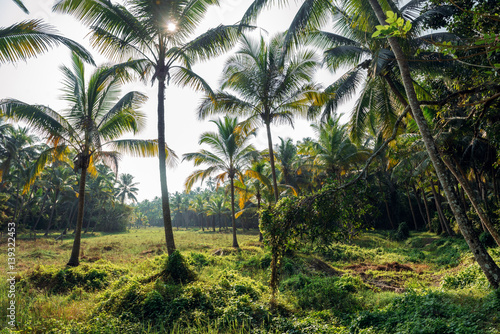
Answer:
[260,181,374,297]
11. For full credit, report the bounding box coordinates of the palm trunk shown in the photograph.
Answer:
[412,183,426,229]
[367,0,500,288]
[230,176,239,248]
[157,73,176,255]
[430,177,453,236]
[67,166,87,266]
[419,182,432,231]
[32,193,48,240]
[378,177,395,229]
[442,157,500,247]
[405,182,418,230]
[265,120,279,203]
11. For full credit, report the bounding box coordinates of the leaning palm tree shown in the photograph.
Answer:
[53,0,248,255]
[183,116,256,248]
[198,33,322,203]
[1,53,167,266]
[116,173,139,204]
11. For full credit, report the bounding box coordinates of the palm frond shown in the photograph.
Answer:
[0,19,94,64]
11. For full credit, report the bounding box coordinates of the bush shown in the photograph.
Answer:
[21,261,125,294]
[280,274,361,313]
[161,250,197,284]
[442,265,488,289]
[350,290,483,334]
[395,222,410,241]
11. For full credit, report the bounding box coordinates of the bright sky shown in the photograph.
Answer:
[0,0,348,201]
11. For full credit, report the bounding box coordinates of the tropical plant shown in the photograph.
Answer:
[198,32,322,203]
[1,54,162,266]
[1,0,93,64]
[183,116,256,247]
[53,0,248,255]
[116,173,139,204]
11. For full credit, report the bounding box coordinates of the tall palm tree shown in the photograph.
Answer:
[198,33,322,203]
[116,173,139,204]
[183,116,256,247]
[53,0,247,255]
[1,53,162,266]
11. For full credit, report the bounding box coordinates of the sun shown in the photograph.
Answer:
[167,22,177,33]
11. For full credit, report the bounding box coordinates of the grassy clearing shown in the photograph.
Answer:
[1,228,499,333]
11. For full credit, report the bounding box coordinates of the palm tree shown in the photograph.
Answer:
[198,33,322,203]
[1,54,162,266]
[1,0,93,64]
[303,115,369,181]
[53,0,247,256]
[183,116,256,247]
[116,173,139,204]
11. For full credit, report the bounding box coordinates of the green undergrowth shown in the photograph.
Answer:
[2,229,500,333]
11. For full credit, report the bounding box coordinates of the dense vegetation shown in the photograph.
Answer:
[1,0,500,332]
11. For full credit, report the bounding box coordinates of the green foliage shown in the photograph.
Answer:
[350,290,484,334]
[21,261,126,294]
[442,265,488,290]
[395,222,410,241]
[261,181,373,295]
[372,11,412,38]
[161,251,197,284]
[280,274,363,313]
[479,231,496,248]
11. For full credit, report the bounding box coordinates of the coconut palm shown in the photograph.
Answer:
[0,53,164,266]
[198,32,322,203]
[303,115,369,181]
[116,173,139,204]
[53,0,247,255]
[183,116,256,247]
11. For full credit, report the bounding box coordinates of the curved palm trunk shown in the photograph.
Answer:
[230,176,239,248]
[367,0,500,288]
[157,75,176,255]
[265,120,279,203]
[67,166,87,266]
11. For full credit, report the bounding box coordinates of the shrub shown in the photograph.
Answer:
[281,275,361,313]
[161,250,197,284]
[395,222,410,241]
[442,265,488,289]
[21,261,125,294]
[350,290,483,334]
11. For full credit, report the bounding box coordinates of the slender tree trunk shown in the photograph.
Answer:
[412,183,426,228]
[405,182,418,230]
[443,157,500,247]
[378,177,394,229]
[32,193,48,240]
[258,193,263,242]
[67,166,87,266]
[430,177,453,236]
[157,74,176,255]
[212,215,215,232]
[419,182,432,231]
[230,176,239,248]
[265,120,279,203]
[45,189,59,237]
[367,0,500,288]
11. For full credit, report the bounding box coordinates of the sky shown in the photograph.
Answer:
[0,0,348,202]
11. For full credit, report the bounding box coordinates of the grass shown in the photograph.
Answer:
[1,228,499,333]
